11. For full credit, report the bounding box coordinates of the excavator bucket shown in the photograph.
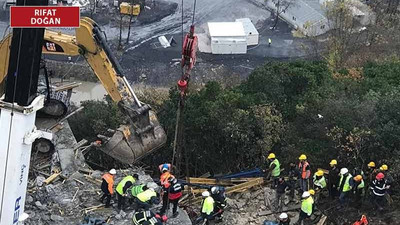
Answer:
[98,110,167,164]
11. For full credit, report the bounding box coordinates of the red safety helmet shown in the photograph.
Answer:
[376,172,385,180]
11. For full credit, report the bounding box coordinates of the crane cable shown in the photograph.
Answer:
[171,0,197,171]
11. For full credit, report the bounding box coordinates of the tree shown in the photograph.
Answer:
[69,97,124,142]
[266,0,296,29]
[324,0,360,70]
[327,126,372,168]
[118,14,125,49]
[89,0,98,17]
[126,0,135,44]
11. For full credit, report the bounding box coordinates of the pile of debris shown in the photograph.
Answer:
[26,120,192,225]
[180,176,328,225]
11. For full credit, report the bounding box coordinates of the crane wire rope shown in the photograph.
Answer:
[169,0,197,223]
[172,0,197,171]
[0,2,28,220]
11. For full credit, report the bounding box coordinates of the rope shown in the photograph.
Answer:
[192,0,197,25]
[0,5,26,220]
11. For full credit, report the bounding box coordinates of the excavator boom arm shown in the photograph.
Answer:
[0,17,167,164]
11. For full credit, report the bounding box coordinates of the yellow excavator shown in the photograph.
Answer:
[0,17,166,164]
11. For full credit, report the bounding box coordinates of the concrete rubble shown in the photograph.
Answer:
[26,120,192,225]
[25,167,191,225]
[221,187,302,225]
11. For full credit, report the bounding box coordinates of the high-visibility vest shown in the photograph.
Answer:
[137,189,157,203]
[339,174,352,192]
[357,180,365,189]
[270,159,281,177]
[201,196,214,215]
[299,161,310,179]
[116,176,135,195]
[131,184,145,197]
[102,173,114,194]
[301,197,313,216]
[313,175,327,189]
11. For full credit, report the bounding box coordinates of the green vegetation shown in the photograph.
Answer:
[69,60,400,179]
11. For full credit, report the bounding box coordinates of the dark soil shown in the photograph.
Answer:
[137,0,178,25]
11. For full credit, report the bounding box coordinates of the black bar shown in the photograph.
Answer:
[4,0,49,106]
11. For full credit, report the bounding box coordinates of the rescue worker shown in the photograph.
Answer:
[298,154,311,192]
[366,161,377,183]
[313,170,326,203]
[308,189,315,212]
[380,164,394,205]
[159,163,174,215]
[338,168,352,206]
[194,191,215,224]
[278,212,290,225]
[131,184,148,199]
[268,38,272,46]
[275,177,291,212]
[132,210,168,225]
[365,161,377,199]
[296,191,313,225]
[210,186,226,221]
[328,159,340,199]
[370,172,387,211]
[100,169,116,208]
[288,162,299,202]
[167,177,184,218]
[116,174,138,210]
[136,188,159,210]
[351,175,365,205]
[267,153,281,188]
[352,215,368,225]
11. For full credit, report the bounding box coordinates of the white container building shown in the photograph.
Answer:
[235,18,259,46]
[208,22,247,54]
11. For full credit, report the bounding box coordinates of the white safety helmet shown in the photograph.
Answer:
[202,191,210,197]
[109,169,117,175]
[340,168,349,175]
[211,186,218,194]
[279,213,288,220]
[302,191,310,198]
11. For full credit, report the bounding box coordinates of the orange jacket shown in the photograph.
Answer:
[299,161,311,179]
[102,173,114,194]
[160,172,174,189]
[353,215,368,225]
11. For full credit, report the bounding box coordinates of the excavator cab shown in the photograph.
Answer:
[0,17,167,164]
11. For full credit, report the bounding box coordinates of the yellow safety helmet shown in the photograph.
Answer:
[309,189,315,195]
[329,159,337,165]
[299,154,307,160]
[267,153,276,159]
[315,170,324,176]
[380,164,388,171]
[367,161,375,168]
[354,175,363,182]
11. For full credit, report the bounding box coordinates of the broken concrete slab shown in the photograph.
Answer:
[52,121,87,178]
